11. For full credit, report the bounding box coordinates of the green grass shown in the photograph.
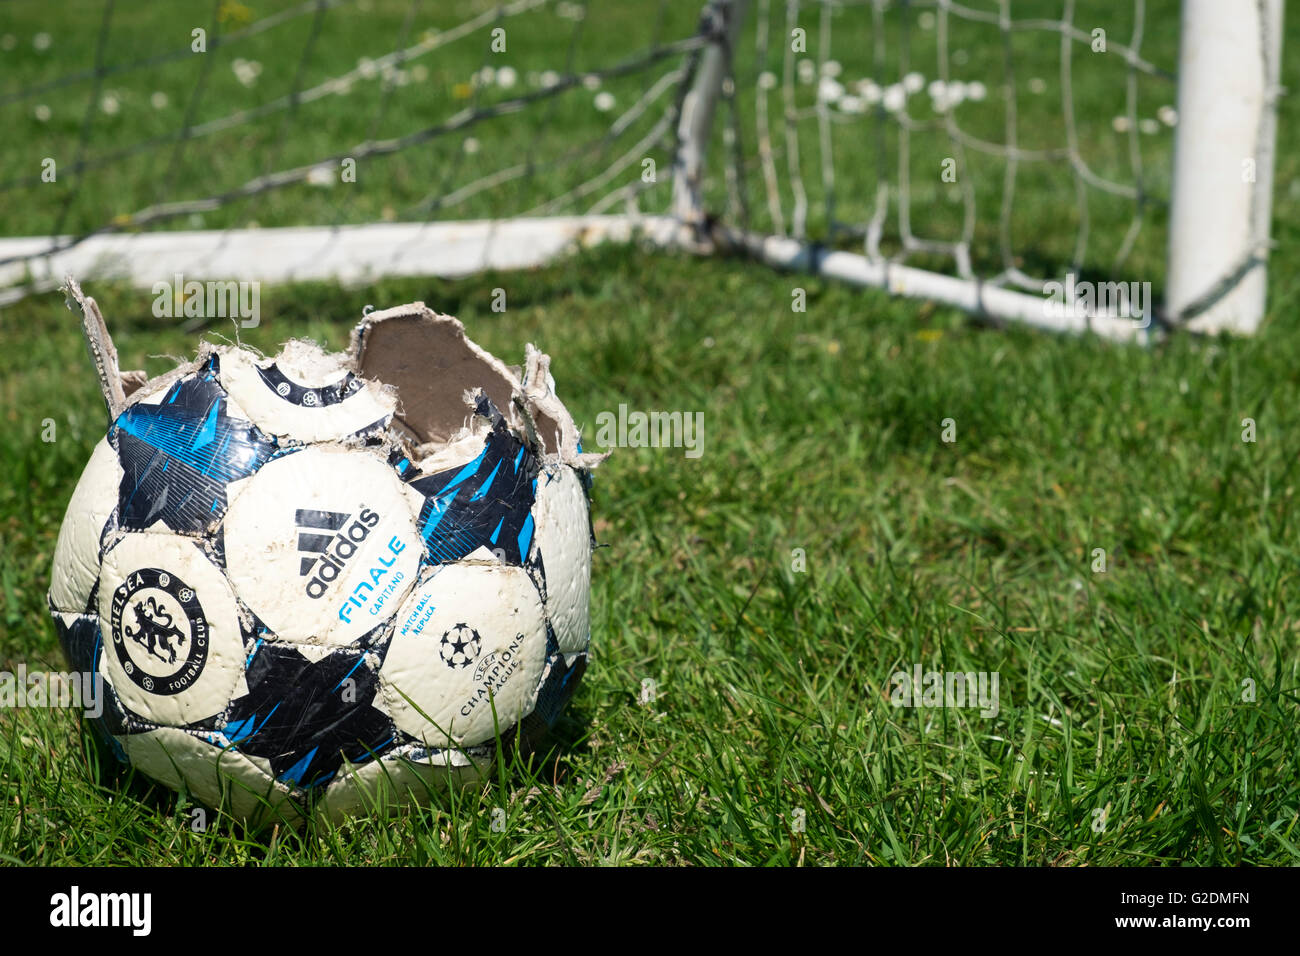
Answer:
[0,0,702,233]
[3,244,1300,865]
[1,0,1300,866]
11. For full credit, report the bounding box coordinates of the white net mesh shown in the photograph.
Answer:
[717,0,1179,298]
[0,0,712,300]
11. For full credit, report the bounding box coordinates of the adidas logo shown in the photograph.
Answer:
[296,506,380,599]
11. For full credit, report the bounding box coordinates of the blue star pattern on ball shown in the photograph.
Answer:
[217,635,395,791]
[110,355,279,534]
[407,421,539,566]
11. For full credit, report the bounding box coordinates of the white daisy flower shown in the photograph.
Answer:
[306,164,335,186]
[233,58,263,87]
[817,77,844,103]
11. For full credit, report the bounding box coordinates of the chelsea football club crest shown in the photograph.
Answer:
[109,568,210,697]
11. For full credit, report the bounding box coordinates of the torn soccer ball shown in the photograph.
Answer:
[48,279,605,826]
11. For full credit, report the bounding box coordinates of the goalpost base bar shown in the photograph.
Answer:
[0,217,689,308]
[709,227,1155,345]
[0,216,1153,343]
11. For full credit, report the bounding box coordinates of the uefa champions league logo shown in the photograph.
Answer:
[109,568,210,696]
[439,624,481,669]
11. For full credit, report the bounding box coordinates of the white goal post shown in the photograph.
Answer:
[0,0,1283,341]
[1165,0,1284,335]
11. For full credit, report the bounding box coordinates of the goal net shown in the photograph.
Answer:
[0,0,1283,339]
[704,0,1282,339]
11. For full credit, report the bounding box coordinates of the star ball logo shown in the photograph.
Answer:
[439,624,481,669]
[258,363,363,407]
[109,568,209,696]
